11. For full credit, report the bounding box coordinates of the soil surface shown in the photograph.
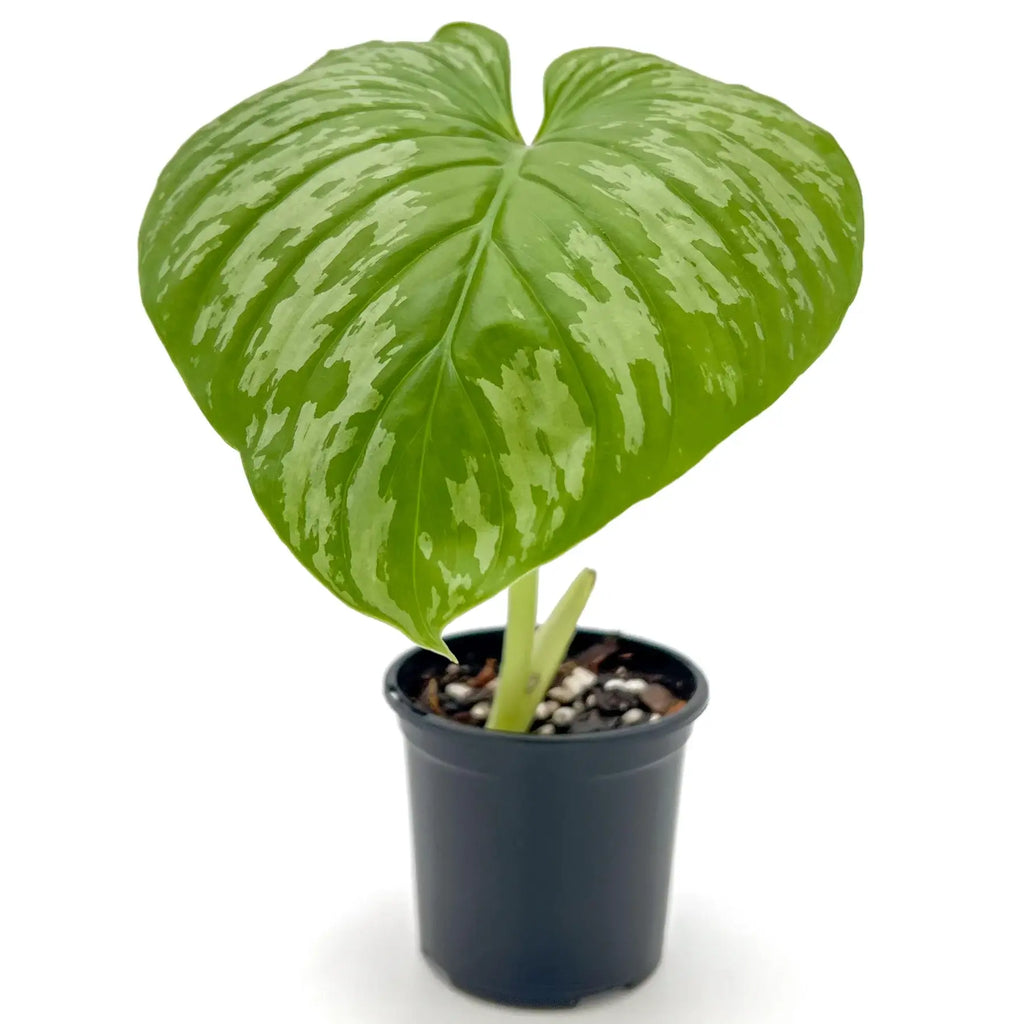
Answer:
[415,636,690,734]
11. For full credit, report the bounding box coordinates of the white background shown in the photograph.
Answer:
[3,2,1022,1021]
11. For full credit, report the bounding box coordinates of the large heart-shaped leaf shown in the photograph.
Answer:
[139,22,863,654]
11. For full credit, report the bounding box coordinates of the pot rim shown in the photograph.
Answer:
[384,626,709,745]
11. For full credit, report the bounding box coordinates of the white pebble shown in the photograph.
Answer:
[621,708,645,726]
[536,723,556,735]
[547,685,574,704]
[470,701,492,722]
[562,666,597,698]
[649,713,662,722]
[604,679,630,694]
[552,706,577,727]
[533,700,557,722]
[585,693,598,709]
[444,682,475,702]
[606,677,647,695]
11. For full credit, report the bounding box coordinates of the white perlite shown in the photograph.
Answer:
[621,708,645,726]
[547,666,598,704]
[470,701,491,722]
[562,666,598,697]
[444,682,475,702]
[533,700,558,722]
[552,706,577,727]
[605,677,647,695]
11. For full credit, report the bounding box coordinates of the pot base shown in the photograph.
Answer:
[424,948,660,1008]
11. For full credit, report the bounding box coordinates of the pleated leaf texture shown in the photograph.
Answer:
[139,22,863,654]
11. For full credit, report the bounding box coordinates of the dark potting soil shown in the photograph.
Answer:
[415,636,690,735]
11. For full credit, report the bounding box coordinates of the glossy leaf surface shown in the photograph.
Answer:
[139,22,863,653]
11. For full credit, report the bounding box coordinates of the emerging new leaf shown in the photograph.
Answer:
[139,22,863,654]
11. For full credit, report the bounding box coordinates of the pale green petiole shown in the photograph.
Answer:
[486,569,538,732]
[486,568,597,733]
[527,568,596,699]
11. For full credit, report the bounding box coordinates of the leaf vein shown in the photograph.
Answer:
[208,159,503,385]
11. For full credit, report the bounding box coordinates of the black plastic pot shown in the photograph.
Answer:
[384,628,709,1008]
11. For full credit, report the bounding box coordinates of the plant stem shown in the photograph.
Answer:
[529,568,596,695]
[485,569,538,732]
[486,567,597,733]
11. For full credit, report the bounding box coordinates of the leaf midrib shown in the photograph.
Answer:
[407,147,528,634]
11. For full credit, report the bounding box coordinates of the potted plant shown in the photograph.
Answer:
[138,21,863,1008]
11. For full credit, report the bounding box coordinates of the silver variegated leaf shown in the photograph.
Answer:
[139,22,863,654]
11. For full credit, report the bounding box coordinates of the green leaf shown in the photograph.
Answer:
[139,22,863,654]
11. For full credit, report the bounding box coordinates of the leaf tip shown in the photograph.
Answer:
[417,633,456,662]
